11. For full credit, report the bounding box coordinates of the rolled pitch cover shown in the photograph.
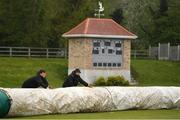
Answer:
[0,89,12,118]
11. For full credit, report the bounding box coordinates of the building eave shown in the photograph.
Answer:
[62,34,138,39]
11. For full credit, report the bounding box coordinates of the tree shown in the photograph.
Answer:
[160,0,168,14]
[0,0,179,48]
[110,8,124,24]
[150,0,180,45]
[0,0,49,47]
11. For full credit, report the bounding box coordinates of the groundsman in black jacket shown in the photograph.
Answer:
[63,69,90,87]
[22,69,49,88]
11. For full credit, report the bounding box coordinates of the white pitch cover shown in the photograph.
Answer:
[3,87,180,117]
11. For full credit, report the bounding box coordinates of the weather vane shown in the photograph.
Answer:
[94,1,104,18]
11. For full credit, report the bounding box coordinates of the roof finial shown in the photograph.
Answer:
[94,1,104,18]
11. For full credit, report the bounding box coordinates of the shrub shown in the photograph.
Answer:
[94,76,129,86]
[106,76,117,86]
[93,76,106,86]
[107,76,128,86]
[123,80,129,86]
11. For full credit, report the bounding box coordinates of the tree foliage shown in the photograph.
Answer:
[0,0,179,48]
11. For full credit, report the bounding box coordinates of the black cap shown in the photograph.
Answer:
[74,69,81,73]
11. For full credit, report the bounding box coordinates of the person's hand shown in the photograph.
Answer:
[88,84,93,88]
[48,85,53,89]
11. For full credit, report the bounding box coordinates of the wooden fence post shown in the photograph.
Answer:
[28,48,31,58]
[46,48,49,58]
[9,47,12,57]
[65,48,67,59]
[134,50,136,59]
[178,45,180,61]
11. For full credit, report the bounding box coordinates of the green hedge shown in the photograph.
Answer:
[94,76,129,86]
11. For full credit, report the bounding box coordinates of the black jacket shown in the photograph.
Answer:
[63,74,88,87]
[22,75,49,88]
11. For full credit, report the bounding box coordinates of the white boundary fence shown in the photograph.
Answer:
[149,43,180,61]
[131,43,180,61]
[0,47,67,58]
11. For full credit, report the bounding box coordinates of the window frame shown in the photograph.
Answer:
[93,41,100,47]
[93,48,99,54]
[115,42,122,47]
[108,63,112,67]
[117,63,121,67]
[93,63,98,67]
[113,63,117,67]
[104,41,111,46]
[103,63,107,67]
[116,50,122,55]
[98,63,103,67]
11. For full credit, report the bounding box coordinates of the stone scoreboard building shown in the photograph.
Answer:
[62,18,137,83]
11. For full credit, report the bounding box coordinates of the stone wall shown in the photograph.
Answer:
[68,38,93,69]
[122,40,131,70]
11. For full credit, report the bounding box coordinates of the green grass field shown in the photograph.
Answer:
[0,57,68,88]
[10,110,180,119]
[132,59,180,86]
[0,57,180,119]
[0,57,179,88]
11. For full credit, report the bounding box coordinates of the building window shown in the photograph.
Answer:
[93,48,99,54]
[115,43,121,47]
[113,63,116,67]
[108,63,111,67]
[104,41,111,46]
[98,63,102,67]
[93,42,100,47]
[103,63,107,67]
[93,63,122,68]
[108,49,113,54]
[102,49,105,54]
[117,63,121,67]
[116,50,122,55]
[93,63,97,67]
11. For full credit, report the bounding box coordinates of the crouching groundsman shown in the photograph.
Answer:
[63,69,91,87]
[22,69,49,88]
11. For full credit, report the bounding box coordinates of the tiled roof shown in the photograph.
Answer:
[62,18,137,39]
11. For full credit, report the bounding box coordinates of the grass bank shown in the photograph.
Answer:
[0,57,180,87]
[0,57,67,88]
[131,59,180,86]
